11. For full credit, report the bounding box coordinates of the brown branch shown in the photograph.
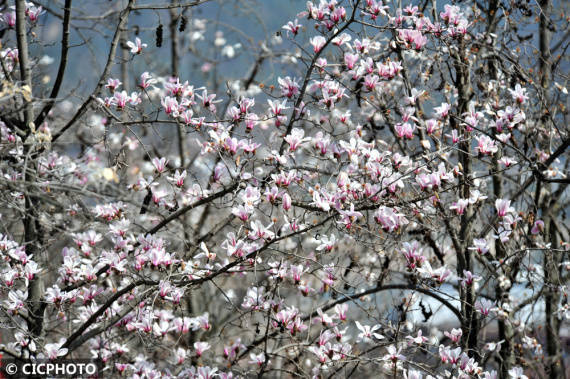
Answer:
[59,182,239,294]
[51,0,135,143]
[15,0,33,129]
[238,283,463,362]
[60,280,150,352]
[34,0,72,127]
[131,0,213,10]
[279,0,361,154]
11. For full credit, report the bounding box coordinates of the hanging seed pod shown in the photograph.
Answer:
[156,23,163,47]
[179,16,187,32]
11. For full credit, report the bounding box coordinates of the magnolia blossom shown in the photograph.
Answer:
[444,328,463,343]
[395,122,415,139]
[284,128,310,151]
[355,321,384,343]
[249,353,266,366]
[126,37,147,54]
[508,367,528,379]
[278,76,300,98]
[0,1,563,376]
[508,84,528,104]
[152,157,168,173]
[406,330,428,345]
[310,36,326,53]
[139,72,157,89]
[495,198,514,217]
[282,193,292,211]
[189,342,209,358]
[44,339,68,360]
[383,345,405,363]
[434,102,451,119]
[2,11,16,28]
[316,234,336,252]
[282,19,301,35]
[531,220,544,234]
[476,298,495,317]
[105,78,122,91]
[475,134,498,155]
[450,198,469,215]
[469,238,489,255]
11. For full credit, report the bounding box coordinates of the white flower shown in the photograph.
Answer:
[355,321,384,343]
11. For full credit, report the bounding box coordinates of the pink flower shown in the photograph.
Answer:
[2,11,16,28]
[26,4,45,22]
[509,84,528,104]
[315,57,327,70]
[450,198,469,215]
[173,348,187,365]
[278,76,300,98]
[508,367,528,379]
[434,102,451,119]
[344,53,359,70]
[105,78,122,91]
[166,170,186,187]
[461,270,480,286]
[440,4,461,24]
[495,198,514,217]
[315,308,335,326]
[44,339,68,360]
[338,203,363,229]
[161,96,179,116]
[282,193,291,211]
[284,128,310,151]
[112,91,129,109]
[476,299,495,317]
[531,220,544,234]
[332,32,351,46]
[248,353,266,366]
[249,220,275,241]
[499,156,517,167]
[194,341,210,357]
[395,122,416,139]
[446,129,460,143]
[267,99,289,116]
[310,36,326,53]
[126,37,147,54]
[469,238,489,255]
[282,19,302,36]
[335,304,348,321]
[316,234,336,252]
[158,280,171,298]
[355,321,384,343]
[475,135,498,155]
[232,205,251,222]
[404,5,419,15]
[245,113,259,132]
[363,74,379,91]
[289,264,306,284]
[368,1,389,18]
[197,89,222,113]
[383,345,405,363]
[398,29,427,50]
[138,72,156,89]
[406,330,428,345]
[152,157,168,173]
[444,328,463,343]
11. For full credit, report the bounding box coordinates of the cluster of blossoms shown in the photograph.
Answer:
[0,0,566,377]
[0,1,44,28]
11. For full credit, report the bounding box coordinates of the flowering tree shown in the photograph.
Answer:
[0,0,568,378]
